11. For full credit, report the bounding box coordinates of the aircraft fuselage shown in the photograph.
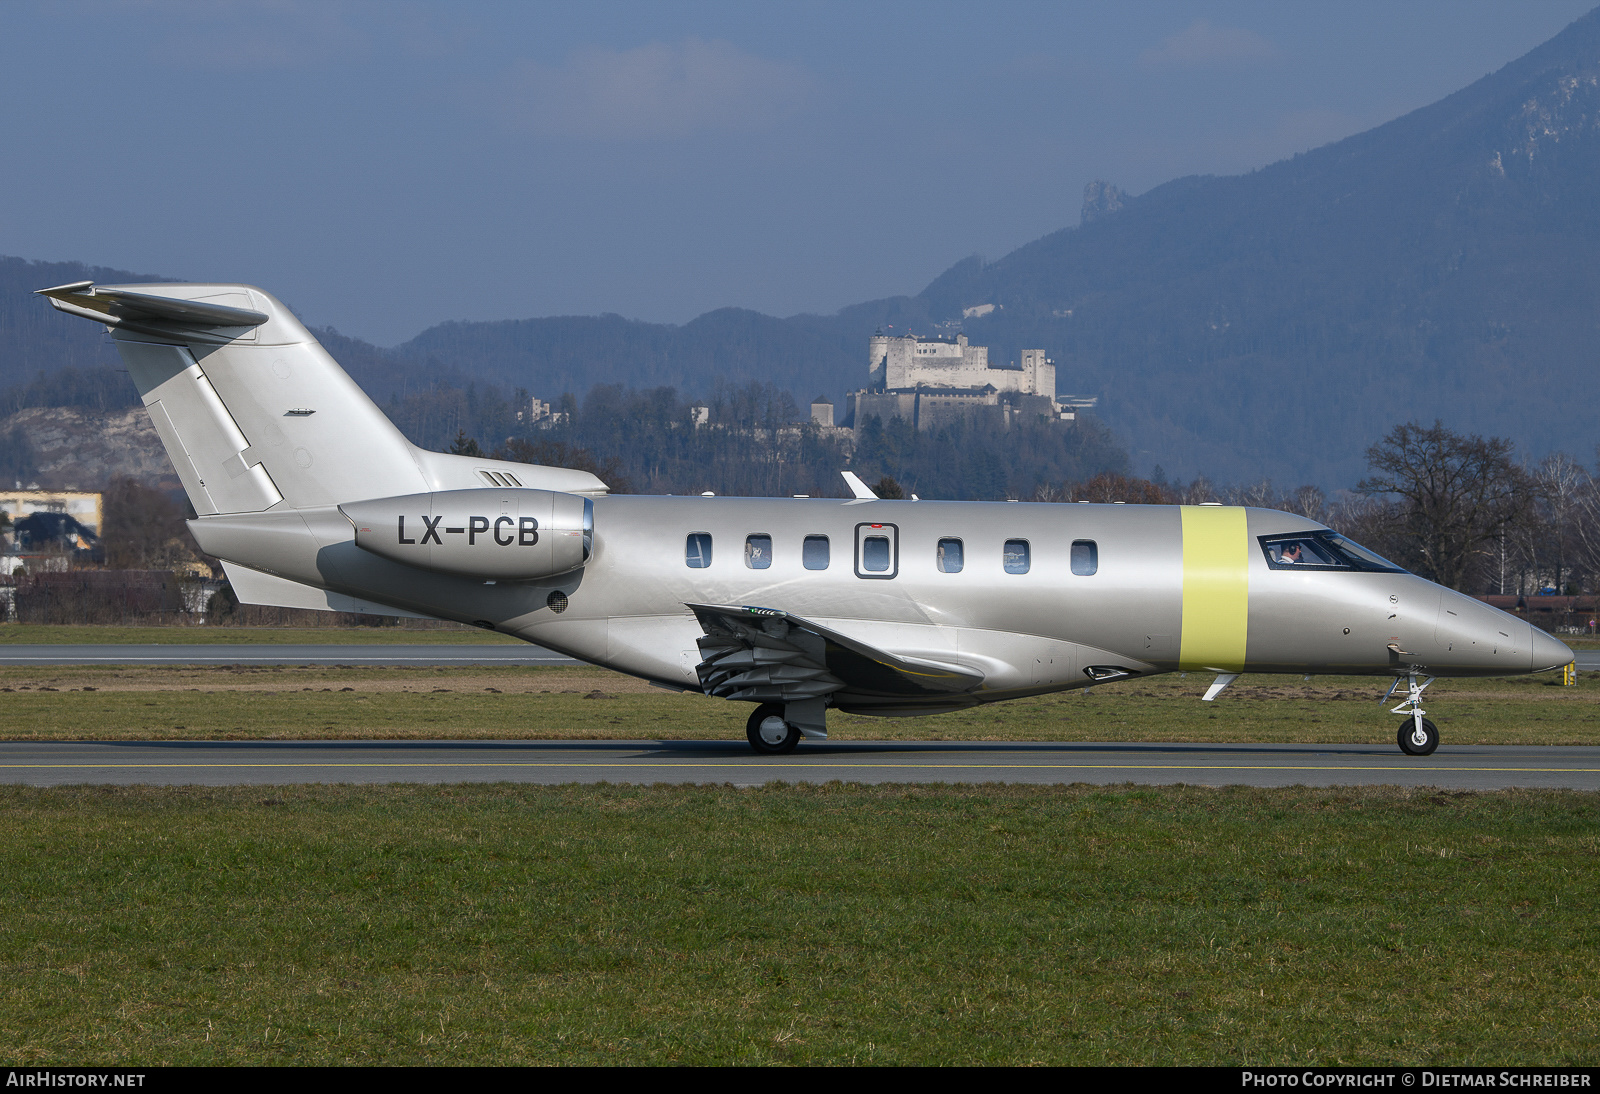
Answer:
[269,493,1568,706]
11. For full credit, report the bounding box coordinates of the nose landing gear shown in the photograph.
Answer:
[1399,716,1440,756]
[1384,671,1438,756]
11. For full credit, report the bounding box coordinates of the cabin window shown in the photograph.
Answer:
[1003,539,1031,574]
[803,535,830,570]
[937,538,964,573]
[1071,540,1098,576]
[745,534,773,569]
[685,533,713,569]
[861,536,891,572]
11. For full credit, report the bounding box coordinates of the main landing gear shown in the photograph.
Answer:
[1384,671,1439,756]
[746,703,802,755]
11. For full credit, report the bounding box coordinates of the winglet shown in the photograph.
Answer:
[841,471,878,499]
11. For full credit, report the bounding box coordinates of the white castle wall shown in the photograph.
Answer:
[869,333,1051,398]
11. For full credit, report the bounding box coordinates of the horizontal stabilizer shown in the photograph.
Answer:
[36,282,268,330]
[222,562,428,619]
[689,602,983,706]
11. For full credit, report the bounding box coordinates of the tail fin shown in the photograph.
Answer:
[39,282,433,514]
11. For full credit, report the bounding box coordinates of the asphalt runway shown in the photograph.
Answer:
[0,644,582,666]
[2,739,1597,789]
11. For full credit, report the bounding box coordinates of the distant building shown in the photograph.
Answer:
[517,396,568,429]
[850,333,1079,432]
[1,489,103,538]
[11,511,100,557]
[810,397,834,428]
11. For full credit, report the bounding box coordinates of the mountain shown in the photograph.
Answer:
[917,8,1600,485]
[0,256,162,386]
[376,8,1600,487]
[6,10,1600,489]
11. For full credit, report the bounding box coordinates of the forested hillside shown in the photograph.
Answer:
[5,12,1599,490]
[0,259,1128,499]
[922,9,1600,486]
[379,9,1600,487]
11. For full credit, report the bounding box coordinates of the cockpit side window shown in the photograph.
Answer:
[1265,536,1343,567]
[1325,533,1407,573]
[1259,531,1406,573]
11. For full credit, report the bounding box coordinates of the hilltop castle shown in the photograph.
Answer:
[846,332,1083,432]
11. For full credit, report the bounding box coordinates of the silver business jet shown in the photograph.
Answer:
[39,282,1573,756]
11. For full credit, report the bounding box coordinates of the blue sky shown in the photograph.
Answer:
[1,1,1592,344]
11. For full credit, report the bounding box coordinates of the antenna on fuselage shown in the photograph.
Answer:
[841,471,879,500]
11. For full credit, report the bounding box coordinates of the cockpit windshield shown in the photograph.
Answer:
[1259,531,1407,573]
[1323,533,1406,572]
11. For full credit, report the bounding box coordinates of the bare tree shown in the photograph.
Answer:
[491,438,633,494]
[1525,450,1600,595]
[1226,479,1277,508]
[1356,421,1529,590]
[1283,485,1330,524]
[1324,492,1409,563]
[1174,475,1217,505]
[1568,451,1600,591]
[1070,472,1175,504]
[101,477,204,570]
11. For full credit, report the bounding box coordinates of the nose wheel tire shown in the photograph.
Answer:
[747,703,801,754]
[1397,717,1439,757]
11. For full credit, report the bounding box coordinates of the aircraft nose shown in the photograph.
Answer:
[1530,624,1574,674]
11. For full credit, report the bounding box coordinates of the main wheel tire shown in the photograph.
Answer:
[1397,716,1440,757]
[746,703,801,754]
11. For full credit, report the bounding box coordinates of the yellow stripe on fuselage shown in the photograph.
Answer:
[1179,506,1249,672]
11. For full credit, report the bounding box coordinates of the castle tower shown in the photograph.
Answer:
[868,334,889,390]
[1020,348,1055,402]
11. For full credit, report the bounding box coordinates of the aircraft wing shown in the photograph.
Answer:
[688,602,984,707]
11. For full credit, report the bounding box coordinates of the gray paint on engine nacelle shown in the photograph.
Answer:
[340,489,589,580]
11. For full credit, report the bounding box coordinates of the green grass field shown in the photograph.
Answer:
[1,782,1595,1065]
[1,644,1595,1065]
[0,663,1594,745]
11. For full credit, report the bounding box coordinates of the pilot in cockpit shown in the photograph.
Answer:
[1278,543,1304,564]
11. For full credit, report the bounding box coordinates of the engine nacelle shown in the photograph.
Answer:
[340,488,592,580]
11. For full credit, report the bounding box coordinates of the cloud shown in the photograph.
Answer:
[1140,19,1280,68]
[497,38,814,140]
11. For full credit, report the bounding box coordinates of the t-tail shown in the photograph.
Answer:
[38,281,607,622]
[36,281,605,512]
